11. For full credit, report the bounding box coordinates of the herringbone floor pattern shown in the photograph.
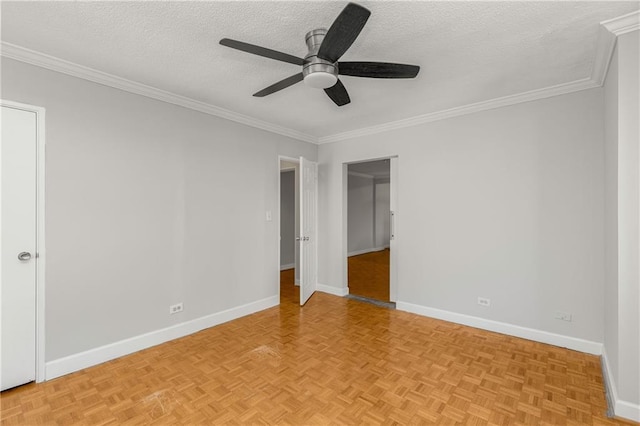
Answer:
[1,271,635,425]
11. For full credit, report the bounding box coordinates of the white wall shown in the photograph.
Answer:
[615,31,639,408]
[347,171,390,255]
[347,173,375,254]
[374,179,390,248]
[1,58,317,362]
[319,88,605,345]
[604,44,620,390]
[280,170,295,268]
[604,29,640,419]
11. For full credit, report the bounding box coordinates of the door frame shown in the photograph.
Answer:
[343,156,398,302]
[1,99,46,383]
[277,155,300,301]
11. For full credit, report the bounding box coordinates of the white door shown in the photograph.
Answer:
[299,157,317,305]
[1,105,37,391]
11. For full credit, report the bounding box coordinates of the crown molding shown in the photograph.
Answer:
[592,10,640,86]
[2,10,637,146]
[602,10,640,36]
[318,77,599,144]
[591,24,618,86]
[0,42,317,144]
[318,11,638,145]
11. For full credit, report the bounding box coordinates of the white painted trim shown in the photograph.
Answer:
[601,347,617,416]
[0,42,316,144]
[316,283,349,297]
[277,156,283,302]
[602,10,640,36]
[0,99,47,383]
[596,14,640,423]
[45,295,278,380]
[35,105,46,384]
[341,164,349,289]
[318,14,637,144]
[615,400,640,423]
[1,13,635,146]
[389,157,398,303]
[278,155,300,299]
[280,263,295,271]
[602,348,640,422]
[592,25,618,86]
[347,246,389,257]
[396,301,603,355]
[347,170,375,179]
[279,156,300,164]
[592,12,640,86]
[318,78,599,144]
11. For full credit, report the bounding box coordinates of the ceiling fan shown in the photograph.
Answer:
[219,2,420,107]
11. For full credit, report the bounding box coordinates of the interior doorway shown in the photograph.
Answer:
[346,158,396,303]
[279,158,300,303]
[278,156,319,306]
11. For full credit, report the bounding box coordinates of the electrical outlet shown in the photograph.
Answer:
[477,297,491,307]
[554,311,572,322]
[169,303,183,315]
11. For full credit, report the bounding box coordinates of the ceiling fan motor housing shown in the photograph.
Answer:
[220,3,418,106]
[303,29,338,88]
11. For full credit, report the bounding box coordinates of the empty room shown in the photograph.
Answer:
[1,1,639,424]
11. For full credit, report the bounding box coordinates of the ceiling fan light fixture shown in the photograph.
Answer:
[302,55,338,89]
[304,71,338,89]
[220,3,419,106]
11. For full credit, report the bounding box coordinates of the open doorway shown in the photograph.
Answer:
[279,158,299,304]
[346,159,394,304]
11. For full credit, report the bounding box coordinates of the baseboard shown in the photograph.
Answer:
[280,263,295,271]
[348,246,389,257]
[316,283,349,297]
[396,301,602,355]
[45,295,279,380]
[601,348,617,417]
[601,348,640,422]
[615,400,640,422]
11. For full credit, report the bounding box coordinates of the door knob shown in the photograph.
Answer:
[18,252,32,261]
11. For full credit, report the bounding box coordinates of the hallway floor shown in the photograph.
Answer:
[348,248,390,302]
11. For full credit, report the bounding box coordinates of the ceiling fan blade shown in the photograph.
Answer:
[253,73,304,97]
[220,38,304,66]
[317,3,371,63]
[339,62,420,78]
[324,79,351,106]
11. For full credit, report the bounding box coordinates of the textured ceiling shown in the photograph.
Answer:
[1,1,638,141]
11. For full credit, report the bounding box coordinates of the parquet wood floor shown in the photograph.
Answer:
[348,249,390,302]
[1,271,635,425]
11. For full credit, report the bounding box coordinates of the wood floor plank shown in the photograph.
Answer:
[1,270,636,425]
